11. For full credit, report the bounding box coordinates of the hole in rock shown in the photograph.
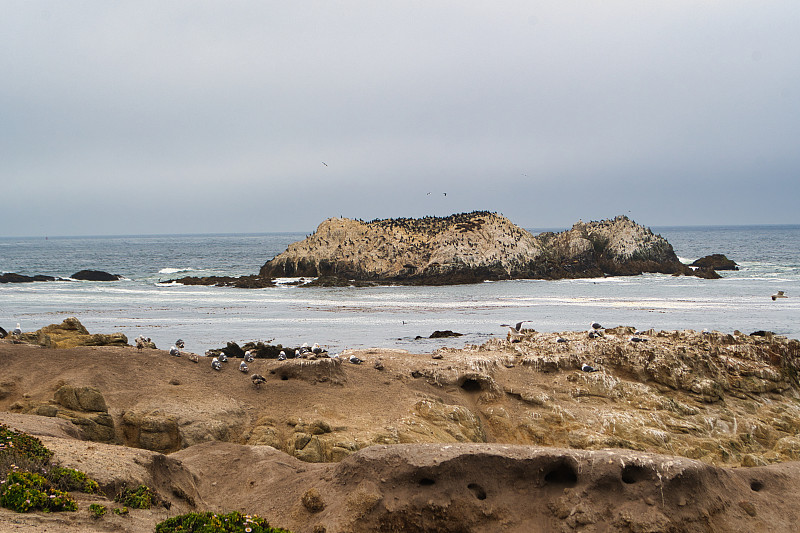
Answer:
[750,480,763,492]
[460,378,482,392]
[544,461,578,487]
[468,483,487,500]
[280,374,289,381]
[621,464,650,485]
[418,478,436,486]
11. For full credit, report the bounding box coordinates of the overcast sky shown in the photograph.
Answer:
[2,2,798,236]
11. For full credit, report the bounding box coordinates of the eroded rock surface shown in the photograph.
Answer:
[260,213,698,284]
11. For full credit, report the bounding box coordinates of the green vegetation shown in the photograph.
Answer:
[155,511,292,533]
[89,503,107,518]
[113,506,129,515]
[0,423,101,514]
[48,466,100,493]
[0,471,77,513]
[115,484,156,509]
[0,423,54,463]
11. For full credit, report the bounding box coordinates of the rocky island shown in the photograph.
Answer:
[259,212,714,285]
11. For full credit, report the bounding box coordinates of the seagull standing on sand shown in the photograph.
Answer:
[211,357,221,371]
[772,291,788,301]
[500,321,531,342]
[278,350,287,361]
[218,353,228,363]
[169,346,180,357]
[12,323,22,337]
[239,360,249,373]
[251,374,267,388]
[244,350,254,363]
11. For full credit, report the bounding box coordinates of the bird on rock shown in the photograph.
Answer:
[278,350,287,361]
[500,321,531,342]
[349,354,363,364]
[12,323,22,337]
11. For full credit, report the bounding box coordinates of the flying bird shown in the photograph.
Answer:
[322,162,328,167]
[772,291,788,301]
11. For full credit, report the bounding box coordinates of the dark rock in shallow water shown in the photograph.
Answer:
[167,275,274,288]
[691,254,738,271]
[429,330,463,338]
[71,270,123,281]
[0,272,57,283]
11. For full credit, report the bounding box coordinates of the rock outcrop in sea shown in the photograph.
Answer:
[260,212,700,284]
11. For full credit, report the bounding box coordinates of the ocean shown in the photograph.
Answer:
[1,225,798,355]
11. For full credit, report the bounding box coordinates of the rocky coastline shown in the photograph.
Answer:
[2,320,800,532]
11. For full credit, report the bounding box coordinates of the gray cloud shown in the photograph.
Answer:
[2,1,798,236]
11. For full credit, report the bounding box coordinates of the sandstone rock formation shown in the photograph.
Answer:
[16,317,128,348]
[260,212,698,284]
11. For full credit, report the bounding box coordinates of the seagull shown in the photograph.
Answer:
[135,336,147,351]
[0,326,7,339]
[244,350,254,363]
[251,374,267,388]
[175,339,185,349]
[556,336,568,343]
[349,354,363,364]
[211,357,221,371]
[218,353,228,363]
[322,161,328,167]
[500,321,530,342]
[630,336,647,343]
[581,363,599,372]
[12,323,22,337]
[188,353,199,363]
[239,361,249,373]
[278,350,287,361]
[169,346,180,357]
[772,291,788,301]
[590,322,603,330]
[312,343,323,355]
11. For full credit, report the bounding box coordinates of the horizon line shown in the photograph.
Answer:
[2,222,800,240]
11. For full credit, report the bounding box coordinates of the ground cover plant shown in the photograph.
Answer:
[155,511,292,533]
[0,423,99,514]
